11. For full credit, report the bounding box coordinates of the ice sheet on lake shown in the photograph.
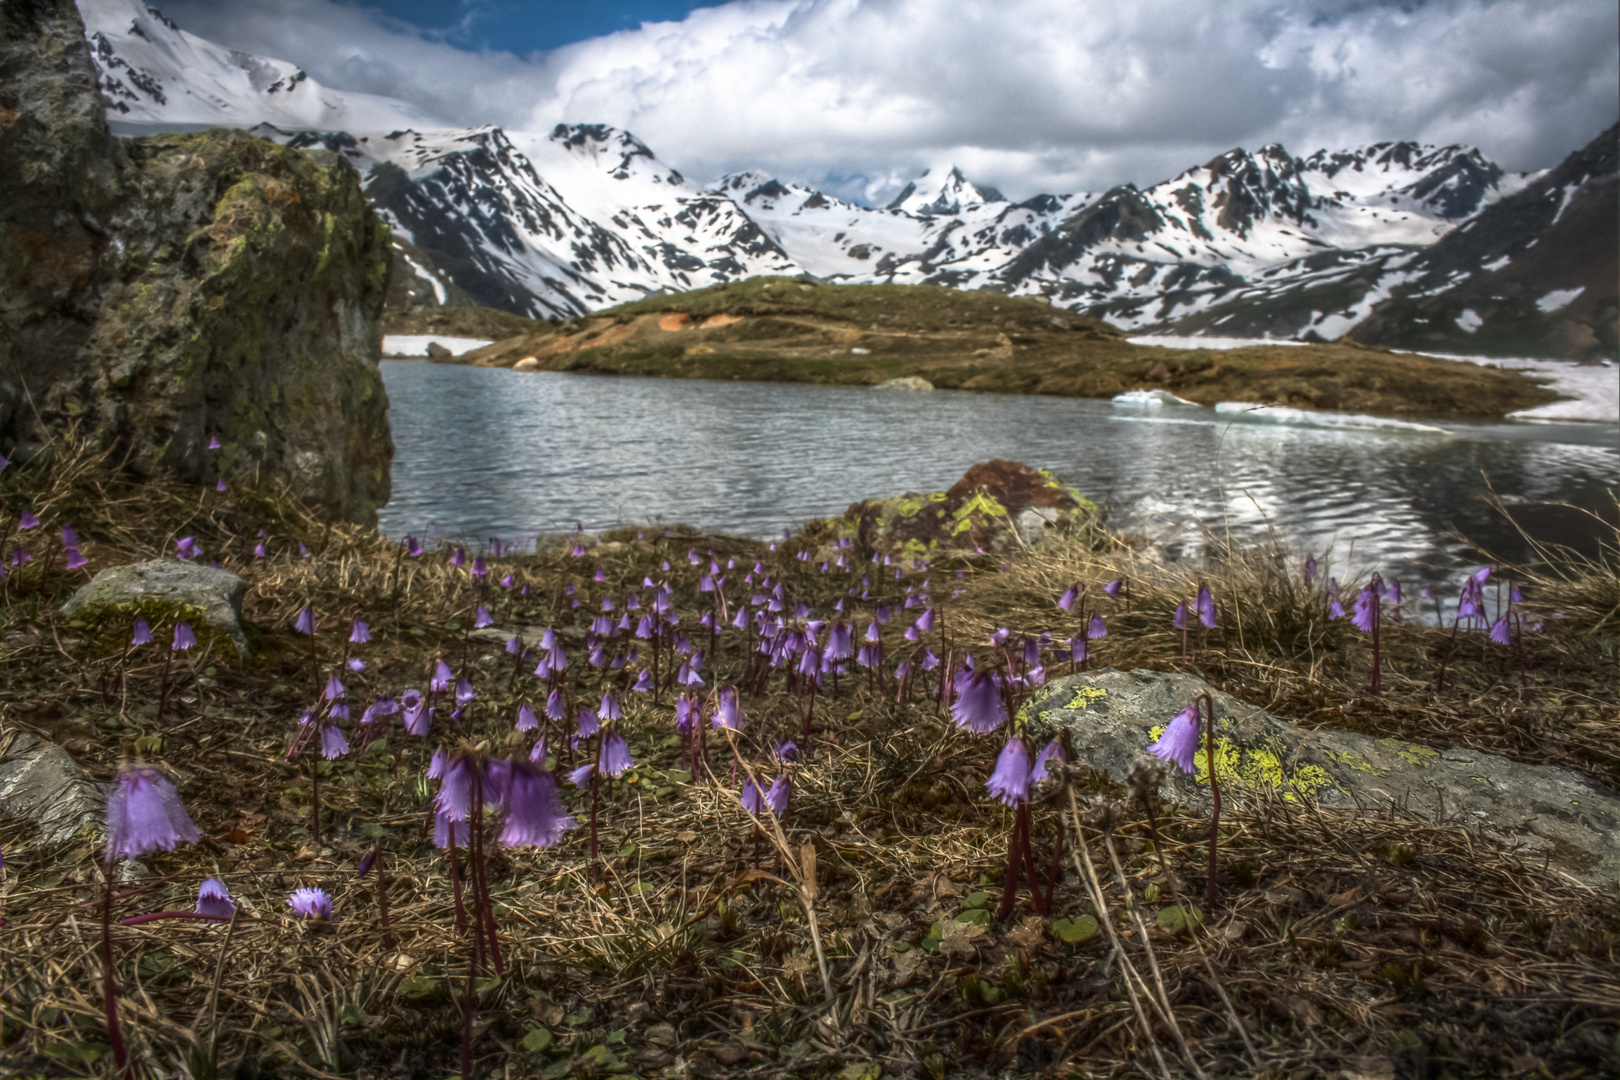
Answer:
[1213,402,1453,435]
[1111,389,1200,407]
[382,335,494,357]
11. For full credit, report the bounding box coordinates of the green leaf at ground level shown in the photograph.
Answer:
[1054,915,1099,944]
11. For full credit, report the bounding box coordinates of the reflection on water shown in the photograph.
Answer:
[379,361,1618,591]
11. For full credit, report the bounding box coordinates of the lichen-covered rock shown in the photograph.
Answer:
[0,0,392,526]
[0,732,105,845]
[841,459,1097,559]
[1025,669,1620,889]
[874,375,934,391]
[62,559,249,655]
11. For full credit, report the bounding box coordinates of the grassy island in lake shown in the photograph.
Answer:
[449,277,1564,421]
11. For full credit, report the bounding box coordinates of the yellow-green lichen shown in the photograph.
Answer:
[1066,685,1109,710]
[1326,747,1378,773]
[1381,739,1438,768]
[1145,726,1337,802]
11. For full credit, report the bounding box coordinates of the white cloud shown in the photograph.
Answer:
[151,0,1618,204]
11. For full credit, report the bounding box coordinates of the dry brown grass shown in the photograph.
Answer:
[0,439,1615,1079]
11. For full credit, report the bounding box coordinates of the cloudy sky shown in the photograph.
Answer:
[152,0,1618,205]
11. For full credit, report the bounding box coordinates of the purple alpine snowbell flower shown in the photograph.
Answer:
[1303,556,1317,585]
[287,887,333,920]
[499,761,575,847]
[473,605,493,629]
[430,660,453,694]
[950,667,1008,734]
[713,686,744,731]
[349,620,370,644]
[599,732,635,776]
[172,623,196,650]
[1352,584,1379,633]
[1103,579,1123,598]
[194,877,235,919]
[1489,617,1512,646]
[766,775,793,814]
[319,723,349,760]
[1058,585,1079,612]
[985,737,1033,806]
[1148,706,1202,775]
[1196,585,1217,630]
[1032,739,1068,784]
[739,780,767,815]
[293,607,317,635]
[1089,614,1107,639]
[207,437,222,450]
[1173,603,1188,630]
[131,618,153,646]
[106,765,201,861]
[515,703,538,731]
[65,546,88,570]
[401,690,432,736]
[175,536,198,559]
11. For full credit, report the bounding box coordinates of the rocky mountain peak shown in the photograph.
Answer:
[887,165,1005,216]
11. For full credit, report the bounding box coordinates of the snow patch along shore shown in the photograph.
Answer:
[1111,389,1201,407]
[1416,353,1618,423]
[382,335,494,358]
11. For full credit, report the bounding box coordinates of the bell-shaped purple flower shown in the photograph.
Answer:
[194,876,235,919]
[600,732,635,777]
[430,660,453,694]
[1352,585,1379,633]
[1196,587,1217,630]
[348,620,370,644]
[106,765,202,861]
[765,774,792,815]
[544,688,567,721]
[1104,578,1123,598]
[293,606,317,636]
[1172,603,1187,630]
[598,690,621,721]
[950,667,1007,734]
[454,677,477,707]
[175,536,199,559]
[1303,556,1317,585]
[516,703,538,731]
[985,737,1032,806]
[1033,739,1068,784]
[739,779,766,815]
[474,605,493,629]
[1489,617,1512,646]
[207,436,222,450]
[1148,706,1202,775]
[172,623,196,651]
[434,810,470,849]
[322,674,345,701]
[319,723,349,760]
[288,887,332,921]
[713,685,744,730]
[131,618,153,646]
[1058,585,1079,612]
[401,690,431,736]
[499,762,574,847]
[576,707,600,738]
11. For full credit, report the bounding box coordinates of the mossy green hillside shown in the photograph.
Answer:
[458,277,1561,420]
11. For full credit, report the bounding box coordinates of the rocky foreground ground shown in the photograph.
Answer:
[0,447,1615,1079]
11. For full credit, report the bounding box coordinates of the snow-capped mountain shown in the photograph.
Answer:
[79,0,1609,357]
[81,0,434,133]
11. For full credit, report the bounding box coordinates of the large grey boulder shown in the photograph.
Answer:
[1026,669,1620,890]
[0,0,392,526]
[0,732,104,845]
[62,559,249,655]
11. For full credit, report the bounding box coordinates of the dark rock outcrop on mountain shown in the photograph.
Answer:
[0,0,392,524]
[1348,125,1618,361]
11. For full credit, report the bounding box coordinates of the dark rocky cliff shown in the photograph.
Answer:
[0,0,392,525]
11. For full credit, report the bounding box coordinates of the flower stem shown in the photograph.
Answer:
[100,862,128,1074]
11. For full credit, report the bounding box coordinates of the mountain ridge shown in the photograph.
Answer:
[76,0,1614,358]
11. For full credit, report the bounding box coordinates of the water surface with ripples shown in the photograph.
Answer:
[379,361,1618,592]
